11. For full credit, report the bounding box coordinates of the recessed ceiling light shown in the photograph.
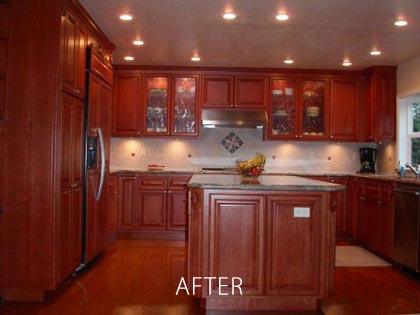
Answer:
[191,55,201,62]
[394,19,408,27]
[370,49,381,56]
[124,56,134,61]
[276,13,289,21]
[133,40,144,46]
[223,12,236,20]
[342,58,352,67]
[284,59,294,64]
[119,14,133,21]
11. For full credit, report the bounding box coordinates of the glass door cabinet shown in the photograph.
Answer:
[144,76,170,135]
[172,76,198,136]
[301,79,327,138]
[269,78,298,139]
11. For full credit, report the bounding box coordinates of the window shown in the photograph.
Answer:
[408,103,420,164]
[398,94,420,166]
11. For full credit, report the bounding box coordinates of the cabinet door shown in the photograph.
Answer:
[268,77,299,139]
[330,78,359,141]
[62,9,77,94]
[202,75,233,108]
[117,176,137,230]
[144,75,170,135]
[235,76,266,109]
[329,178,348,236]
[172,76,198,136]
[73,23,87,98]
[167,191,188,230]
[266,194,322,296]
[62,9,86,98]
[364,197,381,251]
[138,191,166,230]
[209,195,264,295]
[113,74,141,136]
[380,186,394,258]
[301,79,329,140]
[376,73,396,141]
[60,94,84,278]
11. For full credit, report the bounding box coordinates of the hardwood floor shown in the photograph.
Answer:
[1,240,419,315]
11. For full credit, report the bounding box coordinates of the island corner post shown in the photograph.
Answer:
[186,175,343,312]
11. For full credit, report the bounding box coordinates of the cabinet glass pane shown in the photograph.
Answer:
[271,79,296,136]
[146,77,168,133]
[174,77,197,134]
[302,80,326,136]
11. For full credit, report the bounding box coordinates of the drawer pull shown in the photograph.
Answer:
[171,181,187,186]
[142,180,163,185]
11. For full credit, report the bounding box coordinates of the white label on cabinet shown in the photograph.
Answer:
[294,207,310,218]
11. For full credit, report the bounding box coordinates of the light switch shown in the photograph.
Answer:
[294,207,310,218]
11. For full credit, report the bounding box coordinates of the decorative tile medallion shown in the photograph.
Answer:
[221,132,243,153]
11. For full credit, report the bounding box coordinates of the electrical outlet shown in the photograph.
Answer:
[294,207,310,218]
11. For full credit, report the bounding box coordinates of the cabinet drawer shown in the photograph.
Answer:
[168,175,192,191]
[364,181,380,200]
[138,176,166,190]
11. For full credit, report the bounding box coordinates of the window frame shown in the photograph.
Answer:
[407,102,420,164]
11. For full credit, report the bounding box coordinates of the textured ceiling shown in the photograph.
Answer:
[80,0,420,69]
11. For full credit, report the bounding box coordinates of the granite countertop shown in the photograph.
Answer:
[187,174,345,192]
[110,169,420,186]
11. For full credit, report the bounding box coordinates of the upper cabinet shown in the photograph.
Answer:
[235,76,266,109]
[301,78,329,140]
[365,66,397,142]
[143,75,170,136]
[0,1,10,121]
[112,67,395,142]
[113,74,141,136]
[329,77,363,141]
[268,77,299,139]
[172,76,199,136]
[202,75,233,108]
[62,7,87,98]
[202,74,266,109]
[112,72,199,137]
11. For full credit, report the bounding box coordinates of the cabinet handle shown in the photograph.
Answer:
[299,135,303,138]
[234,104,238,108]
[229,104,234,108]
[171,181,187,186]
[295,135,298,138]
[74,88,81,95]
[143,181,163,185]
[70,183,78,188]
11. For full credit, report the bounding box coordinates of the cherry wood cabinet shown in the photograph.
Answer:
[201,75,234,108]
[117,176,138,230]
[59,93,84,278]
[112,74,141,136]
[138,191,167,230]
[235,76,266,109]
[364,66,397,142]
[330,77,362,141]
[115,174,191,239]
[354,178,395,260]
[267,77,299,140]
[266,194,323,296]
[189,189,335,311]
[209,195,265,296]
[62,7,87,99]
[143,75,170,136]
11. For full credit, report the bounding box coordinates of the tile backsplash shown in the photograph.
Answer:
[110,128,377,173]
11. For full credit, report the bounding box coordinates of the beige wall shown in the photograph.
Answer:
[110,128,376,173]
[397,55,420,96]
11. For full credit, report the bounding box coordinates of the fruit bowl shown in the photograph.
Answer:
[236,153,266,178]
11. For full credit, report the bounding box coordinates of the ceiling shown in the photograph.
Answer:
[80,0,420,70]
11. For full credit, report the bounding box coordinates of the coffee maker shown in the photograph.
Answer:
[359,148,377,173]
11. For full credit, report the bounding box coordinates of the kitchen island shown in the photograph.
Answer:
[187,174,345,311]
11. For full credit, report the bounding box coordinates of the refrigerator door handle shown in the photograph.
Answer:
[95,127,106,201]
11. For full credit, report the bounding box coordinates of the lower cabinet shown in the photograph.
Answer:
[354,179,394,260]
[114,173,191,239]
[265,195,322,296]
[138,191,166,230]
